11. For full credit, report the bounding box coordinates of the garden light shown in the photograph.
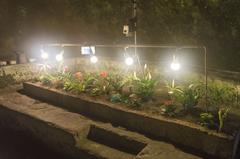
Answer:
[171,62,180,71]
[29,58,36,63]
[90,55,98,64]
[41,49,48,60]
[56,54,63,62]
[125,57,134,66]
[170,55,180,71]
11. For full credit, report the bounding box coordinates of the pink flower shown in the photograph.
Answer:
[63,66,69,73]
[100,71,108,78]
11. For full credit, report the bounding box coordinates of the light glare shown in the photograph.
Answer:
[41,49,48,60]
[171,62,180,71]
[90,55,98,63]
[56,54,63,62]
[125,57,134,66]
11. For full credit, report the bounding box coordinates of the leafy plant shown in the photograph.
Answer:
[126,93,142,107]
[135,78,156,102]
[39,74,55,86]
[165,79,183,94]
[218,107,230,132]
[106,73,125,93]
[161,100,176,117]
[207,80,236,111]
[132,71,157,102]
[82,73,99,95]
[180,83,204,110]
[118,70,157,106]
[110,93,122,103]
[200,112,215,129]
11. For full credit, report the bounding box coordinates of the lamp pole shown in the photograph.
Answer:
[132,0,142,74]
[133,0,137,55]
[203,46,208,111]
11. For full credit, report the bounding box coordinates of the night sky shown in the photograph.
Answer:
[0,0,239,70]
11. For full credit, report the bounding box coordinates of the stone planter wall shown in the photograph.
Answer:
[23,82,238,159]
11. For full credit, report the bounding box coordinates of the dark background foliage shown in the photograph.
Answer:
[0,0,239,70]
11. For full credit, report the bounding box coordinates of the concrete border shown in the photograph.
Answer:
[23,82,236,159]
[0,103,98,159]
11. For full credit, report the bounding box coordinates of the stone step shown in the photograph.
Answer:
[79,139,135,159]
[0,91,202,159]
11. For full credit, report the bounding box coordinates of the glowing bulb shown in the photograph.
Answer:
[125,57,134,66]
[29,58,36,63]
[171,62,180,71]
[90,55,98,63]
[56,54,63,62]
[41,49,48,60]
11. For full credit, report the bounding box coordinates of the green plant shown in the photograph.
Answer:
[180,83,204,110]
[161,100,176,117]
[200,112,215,129]
[126,93,142,107]
[110,93,122,103]
[39,74,55,86]
[83,73,99,95]
[131,71,157,102]
[106,73,125,93]
[61,72,85,94]
[135,78,156,101]
[207,80,236,111]
[165,80,183,95]
[218,107,230,132]
[119,70,157,106]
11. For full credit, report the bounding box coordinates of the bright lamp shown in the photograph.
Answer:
[125,57,134,66]
[41,49,48,60]
[90,55,98,64]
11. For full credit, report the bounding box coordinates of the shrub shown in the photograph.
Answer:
[39,74,54,86]
[200,112,216,129]
[110,93,122,103]
[207,80,236,111]
[161,100,176,117]
[180,83,204,110]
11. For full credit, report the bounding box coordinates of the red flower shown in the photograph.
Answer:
[74,72,83,80]
[100,71,108,78]
[164,100,173,106]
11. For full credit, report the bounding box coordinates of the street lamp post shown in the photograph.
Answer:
[132,0,142,73]
[133,0,137,56]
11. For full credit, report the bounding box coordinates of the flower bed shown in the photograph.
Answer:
[23,60,240,158]
[23,82,238,159]
[35,63,240,134]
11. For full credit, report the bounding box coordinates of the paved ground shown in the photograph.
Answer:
[0,128,70,159]
[0,86,72,159]
[0,90,206,159]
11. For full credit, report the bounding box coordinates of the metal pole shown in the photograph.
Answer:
[203,46,208,111]
[133,0,142,73]
[133,0,137,55]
